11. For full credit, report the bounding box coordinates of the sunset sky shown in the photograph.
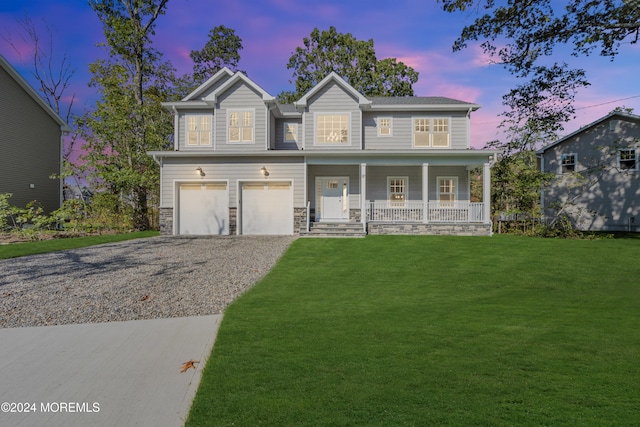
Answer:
[1,0,639,148]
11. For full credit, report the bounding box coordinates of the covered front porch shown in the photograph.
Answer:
[304,152,495,236]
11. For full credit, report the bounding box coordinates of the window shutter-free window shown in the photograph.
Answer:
[186,115,211,146]
[316,114,349,144]
[379,118,391,136]
[414,118,430,147]
[228,110,254,143]
[432,119,449,147]
[561,153,577,173]
[619,149,637,170]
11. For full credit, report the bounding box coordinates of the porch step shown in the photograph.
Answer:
[301,222,367,238]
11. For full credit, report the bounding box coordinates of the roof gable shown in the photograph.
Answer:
[536,111,640,154]
[0,53,70,131]
[177,67,274,107]
[182,67,234,101]
[294,72,371,108]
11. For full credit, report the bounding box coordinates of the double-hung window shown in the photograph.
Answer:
[388,177,407,206]
[284,122,298,143]
[438,177,457,205]
[186,115,211,146]
[378,117,392,136]
[561,153,577,173]
[228,110,254,143]
[316,114,349,144]
[413,118,450,148]
[618,149,637,171]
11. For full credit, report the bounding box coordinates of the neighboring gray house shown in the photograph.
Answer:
[149,68,499,236]
[0,53,70,213]
[537,111,640,232]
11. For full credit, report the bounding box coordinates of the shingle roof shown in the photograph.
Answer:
[367,96,476,106]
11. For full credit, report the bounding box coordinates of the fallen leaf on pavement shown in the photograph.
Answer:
[180,360,199,372]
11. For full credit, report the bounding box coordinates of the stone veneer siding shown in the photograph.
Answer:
[367,222,492,236]
[159,207,173,235]
[294,207,308,234]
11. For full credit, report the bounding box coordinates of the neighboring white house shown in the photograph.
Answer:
[0,53,70,213]
[536,111,640,232]
[149,68,499,236]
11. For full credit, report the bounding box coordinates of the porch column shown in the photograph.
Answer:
[360,163,367,232]
[422,163,429,223]
[483,162,491,224]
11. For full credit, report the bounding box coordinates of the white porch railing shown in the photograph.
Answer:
[366,201,484,223]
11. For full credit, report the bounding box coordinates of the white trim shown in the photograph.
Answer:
[227,108,256,144]
[314,112,352,146]
[411,117,451,149]
[315,176,350,221]
[618,148,639,171]
[294,72,371,108]
[560,152,577,174]
[185,113,212,147]
[283,122,298,143]
[387,176,408,206]
[377,117,393,137]
[436,176,458,203]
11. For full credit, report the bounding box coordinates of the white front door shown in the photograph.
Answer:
[318,177,349,221]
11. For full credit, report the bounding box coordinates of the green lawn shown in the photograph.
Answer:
[186,235,640,426]
[0,230,159,259]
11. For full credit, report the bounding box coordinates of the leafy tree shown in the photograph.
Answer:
[440,0,638,233]
[280,26,418,103]
[171,24,244,100]
[191,25,243,85]
[83,0,173,230]
[440,0,639,77]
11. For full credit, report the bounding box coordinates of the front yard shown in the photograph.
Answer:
[186,235,640,426]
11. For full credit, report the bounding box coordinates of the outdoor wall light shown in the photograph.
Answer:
[195,167,205,177]
[260,166,269,177]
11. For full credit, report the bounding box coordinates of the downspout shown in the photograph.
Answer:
[172,106,179,151]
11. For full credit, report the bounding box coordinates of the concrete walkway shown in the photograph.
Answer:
[0,315,222,427]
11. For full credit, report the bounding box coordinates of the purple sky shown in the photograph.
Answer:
[1,0,639,148]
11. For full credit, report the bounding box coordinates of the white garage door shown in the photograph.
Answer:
[178,183,229,235]
[241,182,293,235]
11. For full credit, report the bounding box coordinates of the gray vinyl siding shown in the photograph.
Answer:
[177,110,215,150]
[366,166,423,201]
[0,66,61,213]
[274,118,302,150]
[160,156,305,208]
[541,116,640,231]
[429,166,470,201]
[365,166,469,202]
[303,82,362,150]
[198,73,233,100]
[215,81,268,152]
[307,165,361,210]
[363,111,469,150]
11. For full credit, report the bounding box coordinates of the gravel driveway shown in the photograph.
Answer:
[0,236,295,328]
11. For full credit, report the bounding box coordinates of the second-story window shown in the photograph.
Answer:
[284,123,298,143]
[561,153,577,173]
[316,113,349,144]
[228,110,254,143]
[413,118,450,148]
[378,117,392,136]
[618,149,638,171]
[186,115,211,146]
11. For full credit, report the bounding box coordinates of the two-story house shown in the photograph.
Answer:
[536,111,640,232]
[149,68,499,236]
[0,53,70,213]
